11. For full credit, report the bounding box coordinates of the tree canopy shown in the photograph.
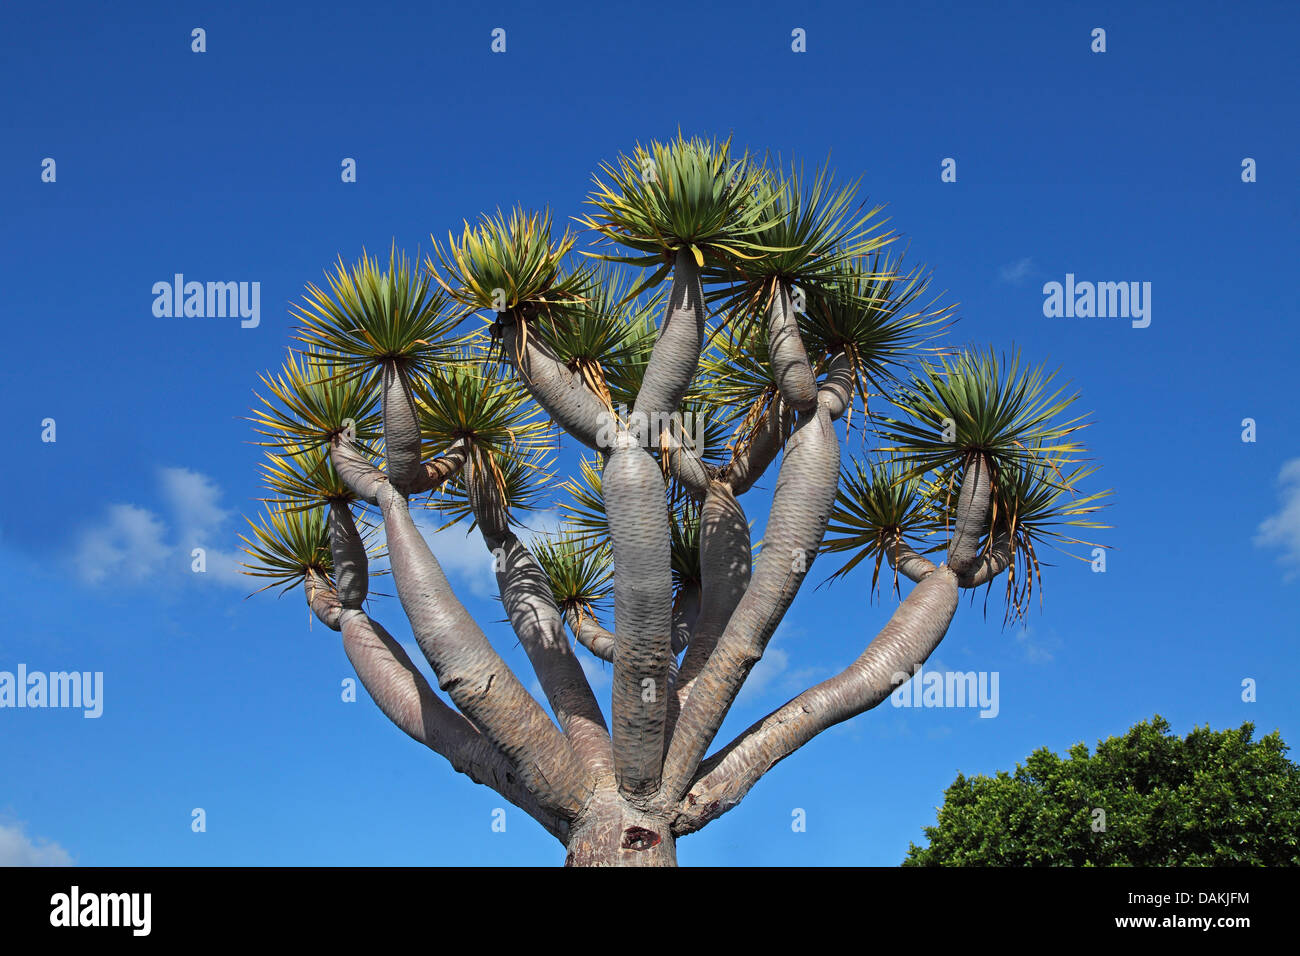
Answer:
[239,134,1111,864]
[905,715,1300,866]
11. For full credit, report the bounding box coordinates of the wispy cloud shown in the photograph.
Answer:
[160,467,230,550]
[735,621,829,708]
[997,256,1035,286]
[0,822,73,866]
[738,647,791,704]
[1255,458,1300,581]
[72,504,171,585]
[1015,625,1062,663]
[71,467,245,588]
[375,508,566,601]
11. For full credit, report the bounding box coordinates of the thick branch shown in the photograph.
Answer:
[381,360,423,491]
[660,405,840,803]
[660,427,710,501]
[501,322,610,452]
[957,532,1012,588]
[464,453,510,543]
[603,435,674,798]
[665,580,711,743]
[634,248,706,442]
[378,481,588,818]
[564,607,615,663]
[884,532,939,584]
[816,350,854,422]
[663,583,700,741]
[948,452,992,575]
[488,531,614,784]
[672,582,700,657]
[408,439,468,496]
[766,282,818,412]
[330,437,386,505]
[671,482,751,727]
[328,502,367,609]
[671,566,959,836]
[331,437,466,504]
[726,393,794,496]
[305,569,343,631]
[338,607,568,840]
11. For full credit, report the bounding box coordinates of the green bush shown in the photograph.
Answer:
[904,715,1300,866]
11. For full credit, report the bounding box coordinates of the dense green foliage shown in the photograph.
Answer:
[904,716,1300,866]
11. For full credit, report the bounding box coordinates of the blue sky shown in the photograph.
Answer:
[1,0,1297,866]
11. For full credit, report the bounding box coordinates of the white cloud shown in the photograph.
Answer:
[71,467,245,588]
[72,503,171,585]
[0,823,73,866]
[1255,458,1300,581]
[160,467,230,546]
[998,256,1035,285]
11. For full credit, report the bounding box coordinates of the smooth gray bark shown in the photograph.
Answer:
[660,404,840,802]
[378,481,589,817]
[329,437,386,505]
[948,452,992,576]
[305,569,343,631]
[660,427,710,500]
[501,322,611,452]
[301,568,567,838]
[381,360,423,491]
[634,248,707,442]
[565,608,616,663]
[408,439,468,495]
[885,534,939,584]
[338,607,568,839]
[672,482,751,727]
[958,532,1012,588]
[603,435,674,798]
[328,502,367,609]
[765,282,818,412]
[816,350,854,421]
[487,528,614,784]
[671,566,959,835]
[672,581,700,657]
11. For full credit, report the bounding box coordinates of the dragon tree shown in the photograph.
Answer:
[241,135,1109,866]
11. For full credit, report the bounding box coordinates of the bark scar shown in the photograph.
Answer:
[621,826,662,851]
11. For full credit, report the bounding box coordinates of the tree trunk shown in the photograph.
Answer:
[564,791,678,867]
